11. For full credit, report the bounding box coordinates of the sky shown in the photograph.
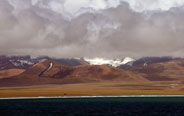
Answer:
[1,0,184,58]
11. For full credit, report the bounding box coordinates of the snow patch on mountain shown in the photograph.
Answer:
[9,59,37,67]
[84,57,135,67]
[9,60,20,67]
[46,63,53,72]
[17,60,35,65]
[121,57,135,64]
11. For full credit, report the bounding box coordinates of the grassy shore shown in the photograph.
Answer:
[0,81,184,97]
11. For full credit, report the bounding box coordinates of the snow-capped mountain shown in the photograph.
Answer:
[84,57,135,67]
[2,55,176,71]
[0,55,88,70]
[118,56,177,69]
[0,56,42,70]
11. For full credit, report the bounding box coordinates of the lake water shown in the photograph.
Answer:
[0,97,184,116]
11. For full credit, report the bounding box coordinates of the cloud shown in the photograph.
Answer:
[121,0,184,12]
[0,0,184,58]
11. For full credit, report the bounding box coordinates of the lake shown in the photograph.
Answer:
[0,96,184,116]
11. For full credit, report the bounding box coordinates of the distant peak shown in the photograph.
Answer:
[84,57,135,67]
[122,57,135,64]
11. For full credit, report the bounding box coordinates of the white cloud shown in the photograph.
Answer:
[48,0,184,18]
[64,0,90,15]
[9,0,182,20]
[121,0,184,12]
[49,0,121,18]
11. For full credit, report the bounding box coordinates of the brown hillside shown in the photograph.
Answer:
[0,60,147,87]
[34,60,146,81]
[0,69,25,78]
[129,60,184,81]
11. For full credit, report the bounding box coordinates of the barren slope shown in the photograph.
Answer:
[128,60,184,81]
[0,69,25,78]
[0,60,147,87]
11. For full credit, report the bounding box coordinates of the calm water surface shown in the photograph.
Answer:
[0,97,184,116]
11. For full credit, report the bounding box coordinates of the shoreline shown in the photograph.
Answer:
[1,95,184,100]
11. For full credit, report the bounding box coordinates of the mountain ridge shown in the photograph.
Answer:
[0,59,147,87]
[0,55,184,87]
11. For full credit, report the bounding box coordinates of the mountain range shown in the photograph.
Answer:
[0,55,184,87]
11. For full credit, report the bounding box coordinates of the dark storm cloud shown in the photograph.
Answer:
[1,0,184,58]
